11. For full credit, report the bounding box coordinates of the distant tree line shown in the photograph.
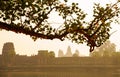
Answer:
[0,0,120,52]
[90,40,120,57]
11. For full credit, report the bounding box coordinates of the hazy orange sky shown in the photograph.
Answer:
[0,0,120,56]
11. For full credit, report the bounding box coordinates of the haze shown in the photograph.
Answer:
[0,0,120,56]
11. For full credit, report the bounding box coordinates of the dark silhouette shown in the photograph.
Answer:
[2,42,16,56]
[0,0,119,52]
[0,42,120,71]
[91,40,116,57]
[1,42,16,66]
[0,42,120,77]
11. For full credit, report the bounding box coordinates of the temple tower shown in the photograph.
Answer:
[2,42,16,56]
[2,42,16,66]
[65,46,72,57]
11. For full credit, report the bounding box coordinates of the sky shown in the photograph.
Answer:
[0,0,120,57]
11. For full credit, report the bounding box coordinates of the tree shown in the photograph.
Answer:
[100,40,116,57]
[0,0,120,52]
[91,40,116,57]
[90,51,101,57]
[49,51,55,57]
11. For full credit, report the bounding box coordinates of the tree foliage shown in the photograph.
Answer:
[91,40,116,57]
[0,0,120,52]
[49,51,55,57]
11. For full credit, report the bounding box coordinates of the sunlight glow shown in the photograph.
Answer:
[0,0,120,56]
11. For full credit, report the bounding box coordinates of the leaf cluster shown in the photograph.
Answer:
[0,0,120,52]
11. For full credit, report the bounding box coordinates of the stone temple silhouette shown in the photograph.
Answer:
[65,46,72,57]
[2,42,16,56]
[1,42,120,71]
[58,49,64,57]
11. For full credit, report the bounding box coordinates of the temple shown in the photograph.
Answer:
[0,42,120,71]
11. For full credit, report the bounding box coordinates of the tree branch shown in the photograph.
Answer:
[0,22,62,40]
[0,21,90,41]
[32,7,55,30]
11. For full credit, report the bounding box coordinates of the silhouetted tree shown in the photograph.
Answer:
[91,40,116,57]
[90,51,101,57]
[49,51,55,57]
[0,0,120,52]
